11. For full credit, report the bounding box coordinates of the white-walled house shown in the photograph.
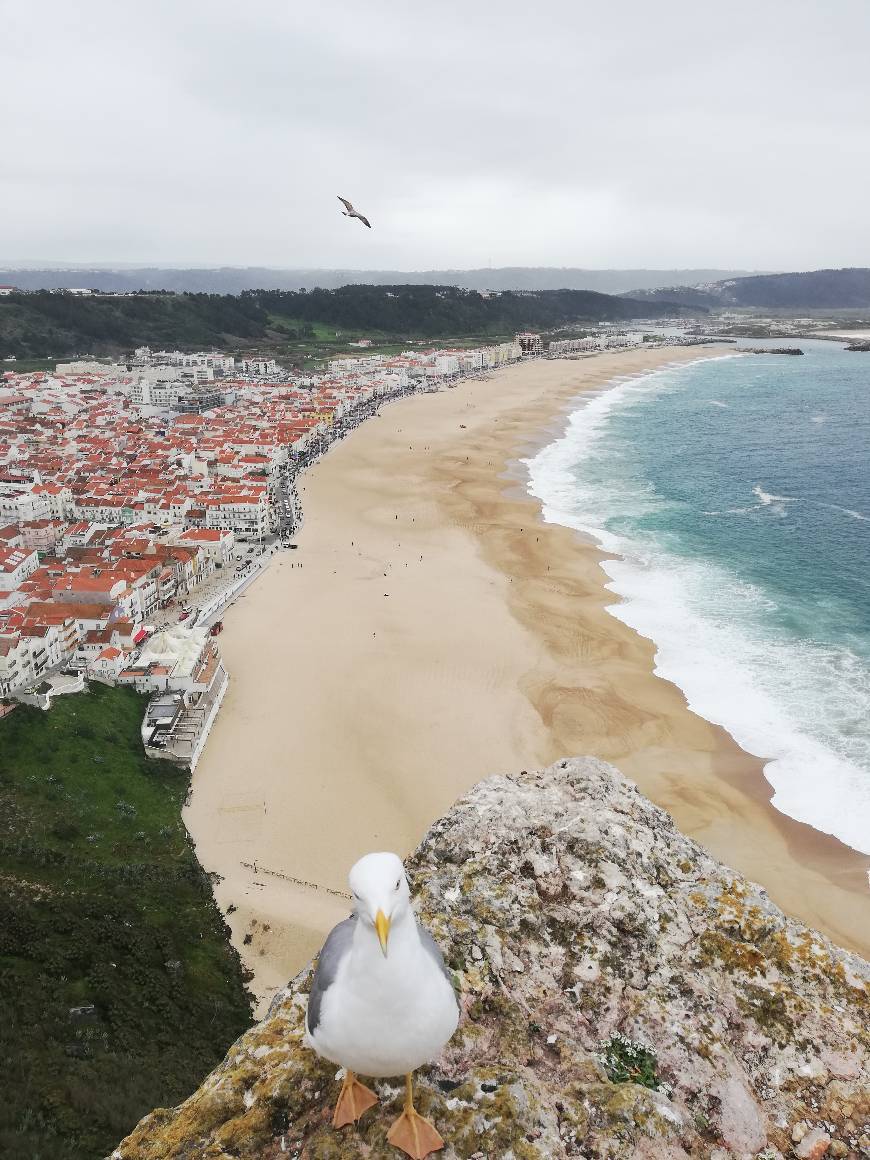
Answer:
[172,527,235,565]
[0,633,34,695]
[202,493,270,540]
[0,484,52,523]
[0,546,39,589]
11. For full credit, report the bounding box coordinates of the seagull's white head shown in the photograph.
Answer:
[348,851,411,956]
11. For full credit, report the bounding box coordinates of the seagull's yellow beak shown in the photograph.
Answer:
[375,909,391,956]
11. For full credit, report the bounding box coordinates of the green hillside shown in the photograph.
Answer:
[0,285,695,360]
[0,685,252,1160]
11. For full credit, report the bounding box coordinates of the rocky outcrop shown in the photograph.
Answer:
[113,758,869,1159]
[736,347,805,355]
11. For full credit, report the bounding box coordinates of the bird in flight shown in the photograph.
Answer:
[338,195,372,229]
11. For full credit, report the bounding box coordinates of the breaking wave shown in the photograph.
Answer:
[523,354,870,855]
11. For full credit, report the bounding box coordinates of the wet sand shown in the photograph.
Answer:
[184,346,870,1014]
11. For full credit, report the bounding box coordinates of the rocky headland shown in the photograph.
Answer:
[114,758,869,1159]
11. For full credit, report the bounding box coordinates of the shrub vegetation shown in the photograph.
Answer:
[0,684,252,1159]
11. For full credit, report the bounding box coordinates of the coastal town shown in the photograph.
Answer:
[0,322,707,765]
[0,335,544,763]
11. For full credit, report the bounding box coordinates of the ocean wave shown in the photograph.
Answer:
[752,484,796,517]
[524,363,870,857]
[702,507,753,516]
[814,501,869,522]
[520,356,740,533]
[600,551,870,855]
[752,484,794,506]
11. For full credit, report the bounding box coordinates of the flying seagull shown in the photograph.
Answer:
[305,851,459,1159]
[338,195,372,228]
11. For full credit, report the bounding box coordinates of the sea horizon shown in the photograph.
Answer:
[525,340,870,857]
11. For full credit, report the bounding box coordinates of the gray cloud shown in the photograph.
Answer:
[2,0,868,268]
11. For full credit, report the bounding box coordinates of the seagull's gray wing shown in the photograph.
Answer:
[419,924,459,1007]
[306,915,356,1034]
[337,195,354,212]
[357,214,372,229]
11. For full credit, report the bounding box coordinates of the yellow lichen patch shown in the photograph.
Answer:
[435,1082,546,1159]
[697,930,767,976]
[829,959,870,1008]
[212,1104,273,1151]
[587,1080,681,1142]
[765,929,796,973]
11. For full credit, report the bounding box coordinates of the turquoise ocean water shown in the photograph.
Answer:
[524,340,870,854]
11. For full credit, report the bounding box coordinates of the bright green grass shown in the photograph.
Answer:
[1,357,60,373]
[0,684,253,1160]
[259,324,516,369]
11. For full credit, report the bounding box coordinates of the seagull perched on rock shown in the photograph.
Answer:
[305,852,459,1158]
[337,195,372,228]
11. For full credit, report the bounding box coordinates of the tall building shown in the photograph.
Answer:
[516,332,544,357]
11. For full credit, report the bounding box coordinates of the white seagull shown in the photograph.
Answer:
[337,195,372,228]
[305,852,459,1158]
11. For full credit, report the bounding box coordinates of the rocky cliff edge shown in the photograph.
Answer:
[113,758,869,1159]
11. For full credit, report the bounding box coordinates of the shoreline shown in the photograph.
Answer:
[185,346,870,1013]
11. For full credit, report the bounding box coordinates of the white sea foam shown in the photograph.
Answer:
[752,484,796,517]
[702,507,752,516]
[524,363,870,857]
[814,501,869,522]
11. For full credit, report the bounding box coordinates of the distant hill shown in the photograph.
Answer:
[625,267,870,310]
[0,284,696,359]
[0,266,760,295]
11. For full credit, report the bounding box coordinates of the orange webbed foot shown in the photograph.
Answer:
[332,1070,378,1128]
[386,1105,445,1158]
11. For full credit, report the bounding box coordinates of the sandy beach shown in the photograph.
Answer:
[184,346,870,1014]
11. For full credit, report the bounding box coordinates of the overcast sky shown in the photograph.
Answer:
[3,0,869,270]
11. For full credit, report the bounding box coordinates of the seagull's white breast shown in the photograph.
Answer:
[308,921,458,1078]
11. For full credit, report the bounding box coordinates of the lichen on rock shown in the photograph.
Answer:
[113,757,869,1158]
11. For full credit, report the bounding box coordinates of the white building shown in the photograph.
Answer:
[0,634,33,695]
[202,493,271,540]
[238,357,279,376]
[0,546,40,589]
[0,483,52,523]
[516,332,544,357]
[20,622,67,678]
[434,355,460,376]
[172,527,236,566]
[328,356,384,375]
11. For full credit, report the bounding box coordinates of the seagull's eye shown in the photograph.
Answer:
[352,892,360,902]
[394,878,401,891]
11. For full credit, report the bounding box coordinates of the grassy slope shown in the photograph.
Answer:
[0,684,252,1160]
[266,317,515,367]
